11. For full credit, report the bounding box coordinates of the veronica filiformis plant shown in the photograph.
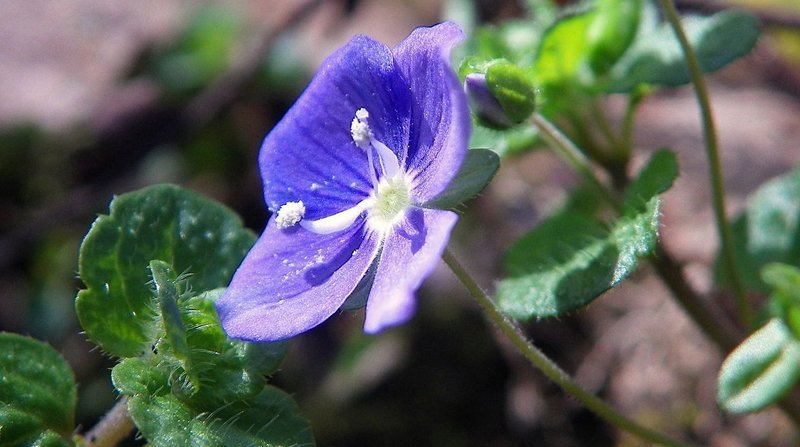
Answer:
[216,22,470,341]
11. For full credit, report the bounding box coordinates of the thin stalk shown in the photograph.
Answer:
[651,247,739,352]
[589,98,621,151]
[658,0,753,327]
[530,113,738,350]
[532,104,800,429]
[443,249,697,447]
[81,398,134,447]
[531,113,619,208]
[619,93,639,160]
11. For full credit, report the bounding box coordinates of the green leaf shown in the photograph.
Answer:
[586,0,641,75]
[111,358,168,397]
[496,148,674,319]
[533,12,593,88]
[761,263,800,339]
[469,122,539,158]
[497,196,660,318]
[149,260,198,390]
[762,263,800,304]
[112,284,288,408]
[718,318,800,413]
[608,10,759,92]
[721,167,800,294]
[75,184,256,357]
[461,19,546,74]
[0,333,76,446]
[426,149,500,209]
[623,149,679,209]
[127,386,315,447]
[170,289,288,406]
[153,6,242,94]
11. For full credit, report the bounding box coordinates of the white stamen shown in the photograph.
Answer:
[350,108,373,149]
[275,201,305,229]
[300,198,373,234]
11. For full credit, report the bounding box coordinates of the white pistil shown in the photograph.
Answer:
[275,201,306,229]
[350,107,403,186]
[295,108,410,236]
[370,139,400,179]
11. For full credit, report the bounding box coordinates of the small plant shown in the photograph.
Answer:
[4,1,798,446]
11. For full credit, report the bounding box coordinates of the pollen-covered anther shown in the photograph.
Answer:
[350,108,373,149]
[275,200,306,229]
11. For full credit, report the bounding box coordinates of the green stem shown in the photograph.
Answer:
[442,249,696,447]
[531,113,619,208]
[589,98,621,151]
[619,93,639,160]
[80,398,134,447]
[658,0,753,327]
[531,104,800,430]
[531,113,737,348]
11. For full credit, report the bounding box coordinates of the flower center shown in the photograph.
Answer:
[368,175,412,232]
[276,107,412,235]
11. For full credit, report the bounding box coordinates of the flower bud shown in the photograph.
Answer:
[464,73,512,129]
[464,62,536,129]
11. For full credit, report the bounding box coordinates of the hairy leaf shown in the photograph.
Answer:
[0,333,76,446]
[127,386,315,447]
[497,150,674,318]
[497,198,659,318]
[75,184,256,357]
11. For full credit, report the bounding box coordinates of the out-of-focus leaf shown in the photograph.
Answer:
[154,7,242,94]
[586,0,642,75]
[533,12,594,89]
[0,333,76,447]
[719,167,800,294]
[469,123,539,158]
[762,263,800,339]
[608,10,759,92]
[718,318,800,413]
[75,184,256,357]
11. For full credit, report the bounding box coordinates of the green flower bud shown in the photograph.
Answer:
[464,61,536,129]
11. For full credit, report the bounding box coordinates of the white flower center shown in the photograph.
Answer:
[276,108,412,235]
[367,175,412,233]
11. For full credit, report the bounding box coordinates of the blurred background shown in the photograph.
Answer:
[1,0,800,445]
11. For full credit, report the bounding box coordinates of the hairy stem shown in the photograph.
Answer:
[81,398,134,447]
[658,0,753,327]
[443,249,696,447]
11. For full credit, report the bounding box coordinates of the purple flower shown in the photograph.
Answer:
[216,22,471,342]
